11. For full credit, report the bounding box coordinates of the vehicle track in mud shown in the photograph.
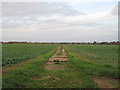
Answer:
[45,47,68,70]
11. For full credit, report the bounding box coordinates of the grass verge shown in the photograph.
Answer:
[2,48,57,88]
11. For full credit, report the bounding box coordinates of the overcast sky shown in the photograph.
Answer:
[1,0,118,42]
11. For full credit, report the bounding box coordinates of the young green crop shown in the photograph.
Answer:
[2,44,57,67]
[64,45,118,79]
[65,45,118,66]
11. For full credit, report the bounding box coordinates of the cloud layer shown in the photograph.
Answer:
[2,2,118,42]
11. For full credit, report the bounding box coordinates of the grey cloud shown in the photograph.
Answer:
[2,2,117,42]
[2,2,84,17]
[69,22,102,26]
[43,19,61,23]
[2,17,37,28]
[111,5,118,16]
[2,2,85,29]
[3,25,118,42]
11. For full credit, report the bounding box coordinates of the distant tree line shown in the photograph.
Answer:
[1,41,120,45]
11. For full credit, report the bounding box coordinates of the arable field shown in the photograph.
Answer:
[65,45,118,66]
[64,45,118,88]
[2,44,118,88]
[2,44,57,67]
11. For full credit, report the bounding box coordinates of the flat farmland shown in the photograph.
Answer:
[64,45,118,88]
[2,44,57,67]
[65,45,118,66]
[2,44,119,88]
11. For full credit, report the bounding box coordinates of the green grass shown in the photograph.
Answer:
[2,44,97,88]
[2,44,57,66]
[2,48,57,88]
[56,47,63,55]
[2,47,97,88]
[23,70,97,88]
[56,51,62,55]
[64,45,118,79]
[2,44,118,88]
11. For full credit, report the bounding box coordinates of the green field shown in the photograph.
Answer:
[2,44,118,88]
[65,45,118,66]
[65,45,118,78]
[2,44,57,67]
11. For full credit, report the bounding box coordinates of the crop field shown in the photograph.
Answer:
[65,45,118,66]
[64,45,118,80]
[2,44,119,88]
[2,44,57,67]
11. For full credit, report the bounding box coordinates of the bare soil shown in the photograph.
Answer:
[45,65,65,70]
[84,52,97,57]
[32,76,52,80]
[51,47,67,58]
[92,77,118,88]
[49,58,68,62]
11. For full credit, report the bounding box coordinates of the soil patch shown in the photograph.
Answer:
[66,68,74,71]
[32,76,52,80]
[84,52,97,57]
[49,58,68,62]
[45,65,64,71]
[51,47,67,58]
[92,77,118,88]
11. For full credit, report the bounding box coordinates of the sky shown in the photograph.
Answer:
[1,0,119,42]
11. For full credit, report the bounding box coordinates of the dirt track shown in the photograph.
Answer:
[45,47,68,70]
